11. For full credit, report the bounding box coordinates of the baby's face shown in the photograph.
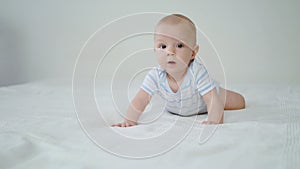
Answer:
[154,23,198,75]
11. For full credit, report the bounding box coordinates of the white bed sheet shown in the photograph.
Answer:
[0,79,299,169]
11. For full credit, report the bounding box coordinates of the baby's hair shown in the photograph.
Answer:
[165,14,195,27]
[156,14,196,33]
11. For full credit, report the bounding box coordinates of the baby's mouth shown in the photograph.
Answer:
[168,61,176,65]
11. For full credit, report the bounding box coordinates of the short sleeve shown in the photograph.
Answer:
[193,61,217,96]
[141,68,159,96]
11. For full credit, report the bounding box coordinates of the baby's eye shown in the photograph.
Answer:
[159,44,167,49]
[177,43,184,48]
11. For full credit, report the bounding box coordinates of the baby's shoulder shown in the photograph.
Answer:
[145,66,166,81]
[148,66,165,76]
[189,59,207,75]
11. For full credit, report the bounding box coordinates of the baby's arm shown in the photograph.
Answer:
[202,87,246,124]
[202,88,224,124]
[112,89,151,127]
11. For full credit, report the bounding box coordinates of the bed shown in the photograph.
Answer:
[0,79,299,169]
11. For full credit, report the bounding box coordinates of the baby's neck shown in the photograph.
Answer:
[167,69,187,84]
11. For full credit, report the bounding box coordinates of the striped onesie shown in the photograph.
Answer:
[141,58,218,116]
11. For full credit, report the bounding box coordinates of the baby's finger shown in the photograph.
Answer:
[111,123,119,127]
[125,122,132,127]
[201,121,208,124]
[121,123,125,127]
[203,121,218,125]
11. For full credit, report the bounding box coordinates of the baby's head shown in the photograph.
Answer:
[154,14,199,74]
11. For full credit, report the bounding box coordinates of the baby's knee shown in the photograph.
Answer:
[223,89,246,110]
[238,93,246,109]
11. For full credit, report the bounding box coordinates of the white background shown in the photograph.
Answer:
[0,0,299,86]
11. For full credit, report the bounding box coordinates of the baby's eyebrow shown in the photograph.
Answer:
[155,38,183,43]
[155,38,166,42]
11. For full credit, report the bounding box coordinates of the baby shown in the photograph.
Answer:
[112,14,245,127]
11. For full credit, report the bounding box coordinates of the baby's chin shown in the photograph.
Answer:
[163,66,188,75]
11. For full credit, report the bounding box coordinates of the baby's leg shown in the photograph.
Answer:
[219,87,245,110]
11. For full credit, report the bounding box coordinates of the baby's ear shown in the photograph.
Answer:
[192,45,199,57]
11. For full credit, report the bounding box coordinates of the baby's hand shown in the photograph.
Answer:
[111,120,137,127]
[201,120,222,125]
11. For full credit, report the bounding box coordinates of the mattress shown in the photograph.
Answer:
[0,79,299,169]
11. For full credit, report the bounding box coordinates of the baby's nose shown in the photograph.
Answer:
[166,47,175,55]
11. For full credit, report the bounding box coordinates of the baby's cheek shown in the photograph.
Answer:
[156,55,165,65]
[175,57,188,66]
